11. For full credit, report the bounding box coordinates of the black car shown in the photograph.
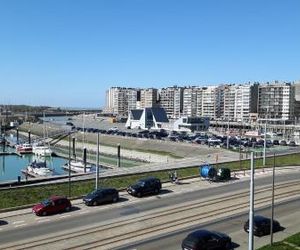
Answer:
[181,229,232,250]
[127,177,162,197]
[244,215,281,237]
[288,140,296,146]
[279,140,287,146]
[83,188,119,206]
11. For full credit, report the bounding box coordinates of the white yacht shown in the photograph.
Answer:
[27,160,53,176]
[32,144,52,157]
[64,160,93,173]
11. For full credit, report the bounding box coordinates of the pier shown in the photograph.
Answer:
[0,152,22,157]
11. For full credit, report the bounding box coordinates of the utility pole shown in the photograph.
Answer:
[95,132,100,189]
[263,122,267,166]
[68,134,71,197]
[248,152,255,250]
[117,143,121,168]
[227,119,230,149]
[270,153,276,245]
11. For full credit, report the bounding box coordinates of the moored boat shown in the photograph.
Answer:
[27,160,53,176]
[16,143,33,154]
[32,144,52,157]
[64,160,93,173]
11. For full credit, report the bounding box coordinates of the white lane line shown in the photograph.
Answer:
[79,210,89,214]
[37,219,50,223]
[14,224,27,228]
[12,220,25,225]
[59,215,71,219]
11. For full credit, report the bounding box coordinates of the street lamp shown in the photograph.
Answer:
[263,122,267,166]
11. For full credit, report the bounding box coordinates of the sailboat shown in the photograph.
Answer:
[63,113,94,173]
[33,112,52,157]
[26,159,53,176]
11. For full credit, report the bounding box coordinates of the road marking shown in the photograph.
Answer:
[14,224,27,228]
[59,215,71,218]
[37,219,50,223]
[13,220,25,225]
[79,211,89,214]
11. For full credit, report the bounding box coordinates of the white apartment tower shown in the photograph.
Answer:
[258,82,295,121]
[201,86,217,119]
[159,86,183,119]
[140,88,158,108]
[106,87,138,116]
[182,87,202,117]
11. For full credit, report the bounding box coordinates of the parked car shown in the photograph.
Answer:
[288,140,296,146]
[181,229,232,250]
[244,215,281,237]
[32,196,72,216]
[272,139,279,145]
[127,177,162,197]
[83,188,119,206]
[279,140,287,146]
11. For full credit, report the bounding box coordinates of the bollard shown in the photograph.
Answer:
[16,128,19,144]
[83,148,87,173]
[28,130,31,144]
[72,137,76,159]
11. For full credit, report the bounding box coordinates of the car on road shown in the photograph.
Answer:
[83,188,119,206]
[181,229,232,250]
[127,177,162,197]
[32,196,72,216]
[244,215,281,236]
[279,140,287,146]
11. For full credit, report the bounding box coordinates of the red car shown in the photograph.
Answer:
[32,196,72,216]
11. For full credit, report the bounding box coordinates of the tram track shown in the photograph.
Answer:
[2,180,300,250]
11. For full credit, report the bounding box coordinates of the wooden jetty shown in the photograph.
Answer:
[0,151,22,157]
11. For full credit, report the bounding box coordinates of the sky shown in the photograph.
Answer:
[0,0,300,108]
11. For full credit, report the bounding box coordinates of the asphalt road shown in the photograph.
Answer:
[0,171,299,248]
[118,198,300,250]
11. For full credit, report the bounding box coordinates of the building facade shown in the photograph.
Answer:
[258,82,295,121]
[159,86,183,119]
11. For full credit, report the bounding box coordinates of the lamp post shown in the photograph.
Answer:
[248,152,255,250]
[95,132,100,189]
[68,134,71,197]
[263,122,267,166]
[270,153,276,245]
[226,119,230,149]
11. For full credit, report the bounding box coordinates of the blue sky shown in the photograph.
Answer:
[0,0,299,108]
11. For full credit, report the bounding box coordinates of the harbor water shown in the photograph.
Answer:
[0,145,69,183]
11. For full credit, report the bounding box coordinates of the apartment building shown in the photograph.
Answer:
[258,82,295,121]
[140,88,158,108]
[159,86,183,119]
[201,86,217,119]
[105,87,138,116]
[182,87,202,117]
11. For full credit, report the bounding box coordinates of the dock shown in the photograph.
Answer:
[0,151,22,157]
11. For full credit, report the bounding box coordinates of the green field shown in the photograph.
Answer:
[0,153,299,210]
[258,232,300,249]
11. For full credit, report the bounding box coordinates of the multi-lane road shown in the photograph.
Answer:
[0,167,299,250]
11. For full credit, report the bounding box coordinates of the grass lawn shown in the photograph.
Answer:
[257,232,300,249]
[0,153,299,210]
[286,232,300,246]
[258,242,296,250]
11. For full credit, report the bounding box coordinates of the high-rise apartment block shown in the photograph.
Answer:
[140,88,158,108]
[105,87,138,116]
[182,87,202,117]
[258,82,295,121]
[105,81,298,122]
[159,86,183,119]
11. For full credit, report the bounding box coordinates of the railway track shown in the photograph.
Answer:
[2,180,300,250]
